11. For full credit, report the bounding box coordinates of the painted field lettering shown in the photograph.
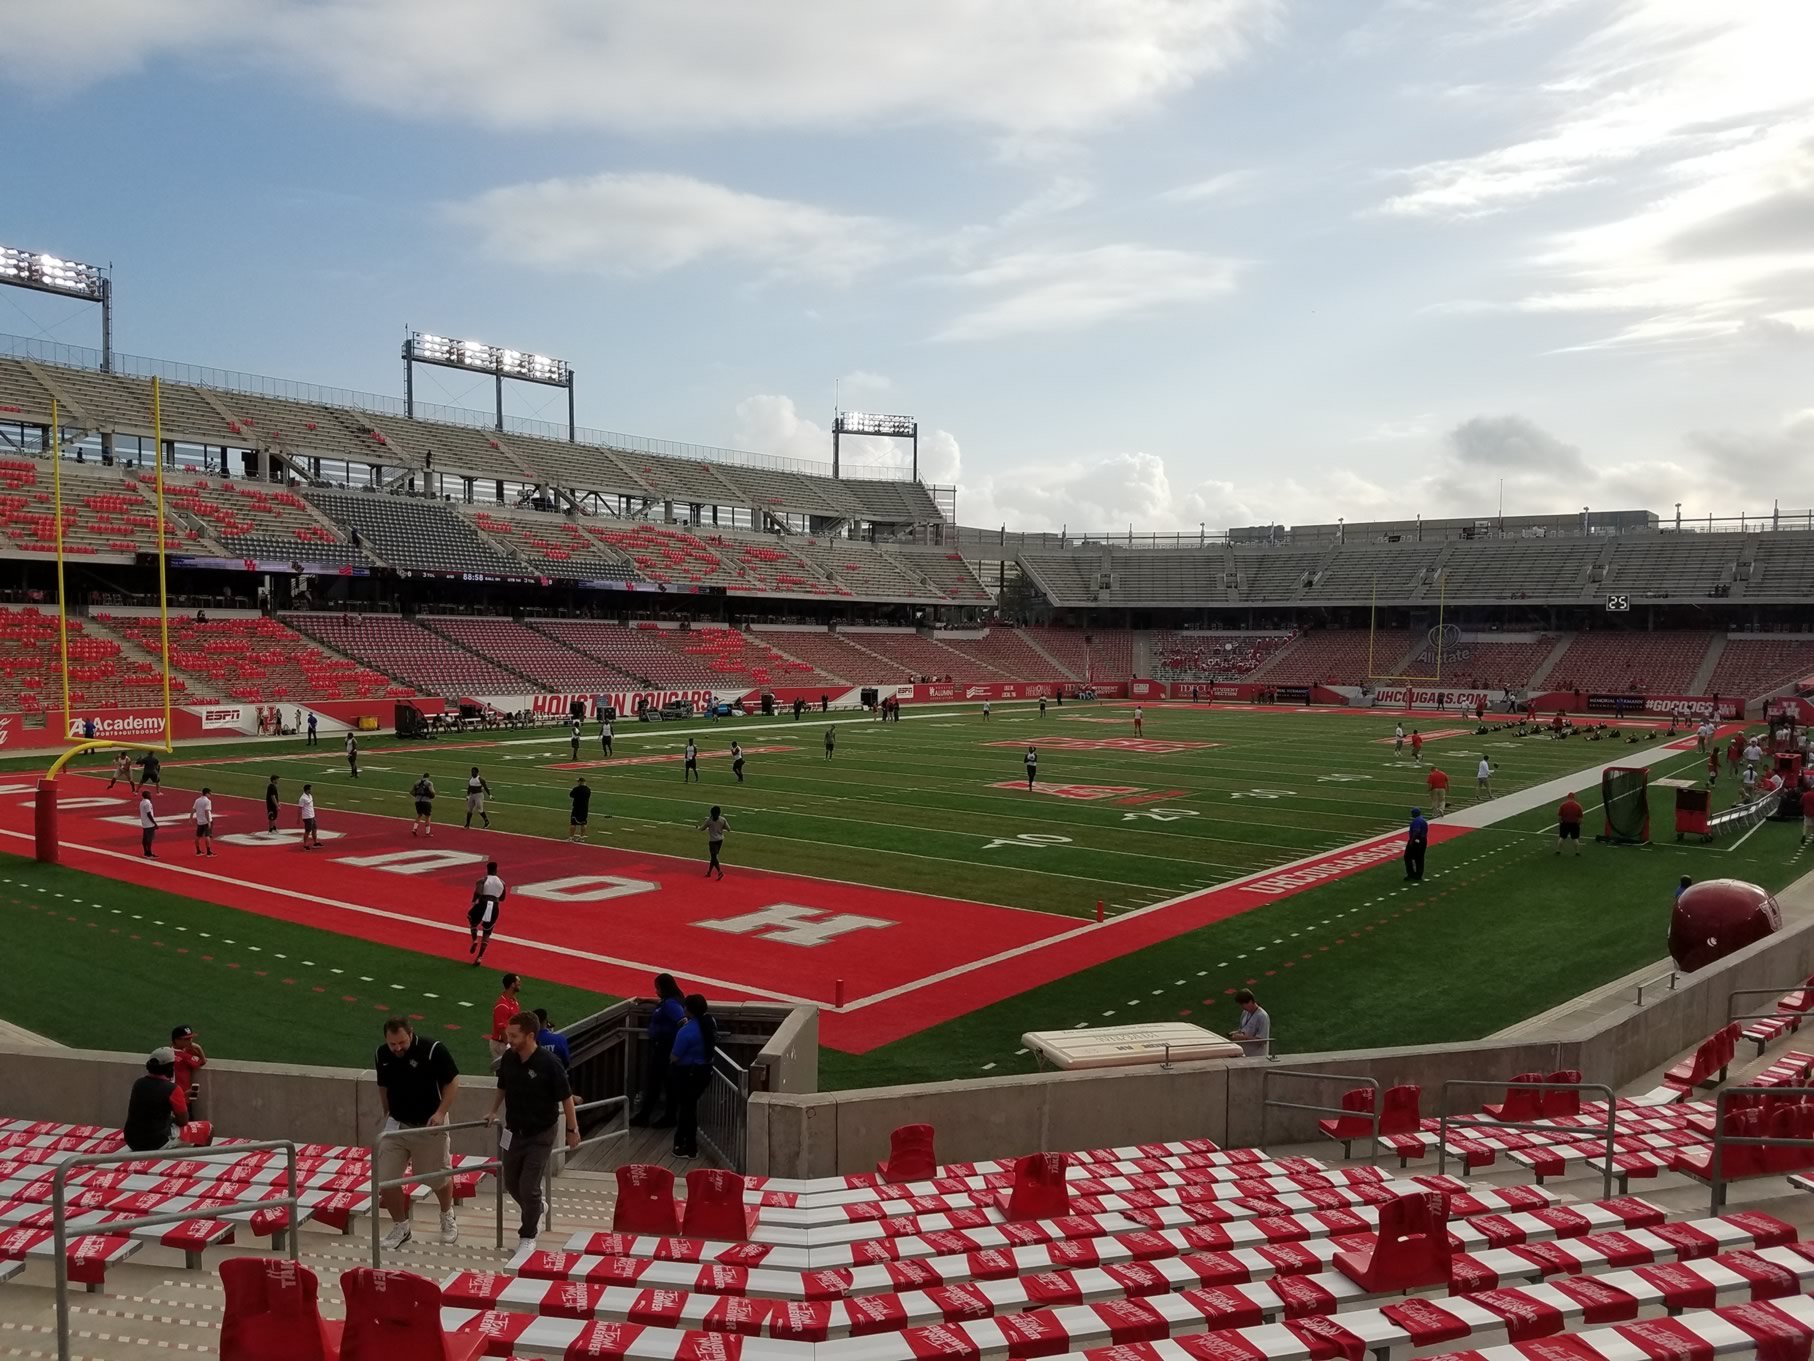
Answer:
[695,903,893,947]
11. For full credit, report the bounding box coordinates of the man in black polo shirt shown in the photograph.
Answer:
[123,1047,189,1151]
[374,1017,461,1251]
[486,1010,580,1248]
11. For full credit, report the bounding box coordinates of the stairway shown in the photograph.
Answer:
[1016,630,1082,681]
[1687,633,1728,696]
[1525,632,1576,691]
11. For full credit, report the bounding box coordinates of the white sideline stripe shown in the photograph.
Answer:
[0,827,813,1007]
[837,744,1687,1016]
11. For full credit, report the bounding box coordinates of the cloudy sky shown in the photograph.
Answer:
[4,0,1811,532]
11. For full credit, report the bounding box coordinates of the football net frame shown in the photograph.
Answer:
[1599,765,1651,845]
[37,382,174,859]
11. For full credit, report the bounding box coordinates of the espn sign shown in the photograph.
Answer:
[200,706,247,731]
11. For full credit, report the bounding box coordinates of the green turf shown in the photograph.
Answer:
[3,703,1805,1088]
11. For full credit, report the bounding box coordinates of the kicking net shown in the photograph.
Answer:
[1600,765,1651,844]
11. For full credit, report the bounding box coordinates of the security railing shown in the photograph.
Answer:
[53,1139,303,1361]
[542,1096,628,1232]
[1260,1071,1382,1163]
[699,1048,752,1174]
[368,1118,503,1267]
[1635,968,1680,1005]
[1436,1077,1618,1201]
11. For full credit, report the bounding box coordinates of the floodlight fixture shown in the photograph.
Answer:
[831,410,919,479]
[402,328,575,439]
[0,244,112,370]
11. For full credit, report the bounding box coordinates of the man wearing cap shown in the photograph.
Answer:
[1403,807,1429,882]
[170,1025,206,1113]
[374,1017,461,1250]
[123,1048,190,1151]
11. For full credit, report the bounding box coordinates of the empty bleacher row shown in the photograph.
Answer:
[106,614,412,704]
[285,614,532,696]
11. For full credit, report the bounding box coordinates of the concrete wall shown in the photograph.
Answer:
[746,897,1814,1175]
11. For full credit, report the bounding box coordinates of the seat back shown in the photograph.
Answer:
[1496,1072,1545,1122]
[1004,1152,1071,1222]
[612,1164,679,1236]
[339,1268,449,1361]
[1542,1071,1582,1119]
[1331,1190,1452,1291]
[878,1124,937,1184]
[219,1258,332,1361]
[1379,1084,1421,1136]
[1330,1086,1377,1138]
[680,1168,753,1241]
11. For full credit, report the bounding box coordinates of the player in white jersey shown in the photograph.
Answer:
[298,784,320,850]
[467,860,506,964]
[1025,746,1038,791]
[191,788,215,858]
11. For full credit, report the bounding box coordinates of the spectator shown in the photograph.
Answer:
[486,1011,580,1249]
[374,1017,461,1251]
[170,1025,206,1112]
[123,1047,189,1151]
[1230,990,1270,1057]
[1403,807,1428,882]
[489,973,521,1067]
[1677,875,1693,902]
[1425,765,1449,816]
[532,1007,571,1067]
[631,973,686,1128]
[670,994,717,1159]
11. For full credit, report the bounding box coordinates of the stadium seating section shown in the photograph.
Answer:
[108,613,413,704]
[0,608,184,711]
[1709,638,1814,702]
[1544,631,1718,697]
[304,489,516,576]
[1252,630,1419,685]
[164,477,362,565]
[1153,631,1293,681]
[0,458,189,557]
[285,614,531,696]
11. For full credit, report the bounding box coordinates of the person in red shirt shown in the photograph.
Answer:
[1707,748,1720,788]
[1410,730,1424,765]
[1425,766,1449,816]
[1727,734,1744,775]
[489,973,521,1068]
[169,1025,206,1111]
[1556,792,1585,856]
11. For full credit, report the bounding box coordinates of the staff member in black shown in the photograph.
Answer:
[568,777,592,843]
[374,1017,461,1250]
[264,775,280,834]
[486,1011,580,1248]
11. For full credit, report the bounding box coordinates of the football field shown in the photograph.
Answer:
[0,700,1803,1089]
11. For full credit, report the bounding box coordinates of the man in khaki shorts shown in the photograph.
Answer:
[374,1017,461,1251]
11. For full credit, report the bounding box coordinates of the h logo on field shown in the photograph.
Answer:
[694,903,893,948]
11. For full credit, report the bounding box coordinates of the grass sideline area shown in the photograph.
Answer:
[0,700,1802,1088]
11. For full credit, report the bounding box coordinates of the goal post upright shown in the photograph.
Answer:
[38,380,176,862]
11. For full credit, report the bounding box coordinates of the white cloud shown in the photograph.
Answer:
[933,245,1243,342]
[445,173,900,283]
[839,371,893,394]
[7,0,1281,137]
[1687,409,1814,498]
[1158,170,1255,203]
[1388,5,1814,350]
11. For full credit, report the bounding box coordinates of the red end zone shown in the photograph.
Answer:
[0,777,1470,1054]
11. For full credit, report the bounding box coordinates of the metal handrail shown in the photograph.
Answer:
[1436,1078,1618,1201]
[1260,1071,1382,1163]
[1705,1083,1814,1213]
[369,1117,503,1267]
[543,1097,628,1232]
[1727,984,1814,1025]
[1634,969,1679,1006]
[54,1139,301,1361]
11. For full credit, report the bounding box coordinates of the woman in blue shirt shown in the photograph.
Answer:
[631,973,687,1128]
[669,994,718,1159]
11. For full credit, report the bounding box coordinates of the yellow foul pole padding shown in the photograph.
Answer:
[152,376,173,753]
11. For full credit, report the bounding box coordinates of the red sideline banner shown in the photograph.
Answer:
[0,696,446,752]
[1529,691,1743,720]
[903,681,1125,703]
[1149,681,1346,705]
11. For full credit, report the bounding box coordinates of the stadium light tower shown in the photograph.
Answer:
[831,410,918,480]
[0,245,112,371]
[402,330,576,441]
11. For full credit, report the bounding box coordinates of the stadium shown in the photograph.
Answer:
[5,7,1814,1360]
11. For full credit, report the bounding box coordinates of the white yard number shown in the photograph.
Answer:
[1230,789,1295,800]
[1122,808,1199,822]
[983,833,1073,851]
[1316,774,1370,783]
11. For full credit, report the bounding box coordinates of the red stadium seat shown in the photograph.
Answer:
[1483,1072,1546,1123]
[220,1257,342,1361]
[611,1164,679,1236]
[1543,1070,1583,1119]
[877,1123,938,1184]
[1004,1152,1071,1222]
[338,1268,481,1361]
[1332,1190,1453,1292]
[679,1169,756,1241]
[1380,1084,1423,1135]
